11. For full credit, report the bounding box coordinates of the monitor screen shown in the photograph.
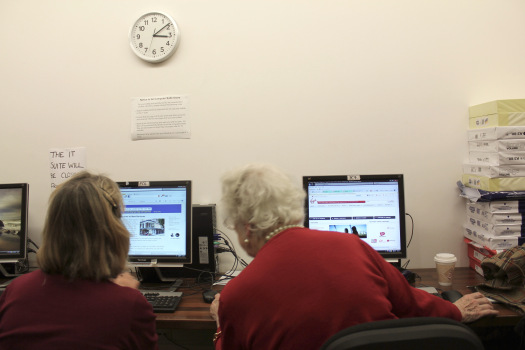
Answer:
[117,180,192,267]
[0,183,29,262]
[303,174,407,260]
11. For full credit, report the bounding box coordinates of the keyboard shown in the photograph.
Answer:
[141,290,182,313]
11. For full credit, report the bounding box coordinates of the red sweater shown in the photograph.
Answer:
[0,270,158,350]
[216,227,461,350]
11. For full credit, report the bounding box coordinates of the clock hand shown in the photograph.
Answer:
[153,23,170,36]
[153,34,169,38]
[147,32,154,53]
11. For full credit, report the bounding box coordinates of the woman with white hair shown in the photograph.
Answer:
[210,163,497,350]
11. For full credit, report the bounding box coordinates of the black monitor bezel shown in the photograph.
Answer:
[0,183,29,262]
[302,174,407,260]
[117,180,192,266]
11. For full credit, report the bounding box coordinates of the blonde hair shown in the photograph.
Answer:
[221,163,306,238]
[37,171,129,281]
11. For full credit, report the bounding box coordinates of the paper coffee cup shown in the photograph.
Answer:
[434,253,457,286]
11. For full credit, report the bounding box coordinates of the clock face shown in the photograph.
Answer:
[129,12,180,63]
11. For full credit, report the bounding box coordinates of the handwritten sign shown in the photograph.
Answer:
[49,147,86,189]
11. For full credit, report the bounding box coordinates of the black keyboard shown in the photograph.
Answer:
[141,291,182,313]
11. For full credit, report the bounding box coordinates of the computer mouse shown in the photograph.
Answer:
[203,289,219,303]
[440,290,463,303]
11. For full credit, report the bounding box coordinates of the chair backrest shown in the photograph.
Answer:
[320,317,484,350]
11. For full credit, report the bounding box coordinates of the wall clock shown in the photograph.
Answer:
[129,11,181,63]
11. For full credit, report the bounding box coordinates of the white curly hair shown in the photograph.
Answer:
[221,163,306,239]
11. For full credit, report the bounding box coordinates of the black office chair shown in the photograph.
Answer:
[320,317,484,350]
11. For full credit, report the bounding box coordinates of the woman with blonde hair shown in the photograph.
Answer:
[0,171,158,350]
[210,163,497,350]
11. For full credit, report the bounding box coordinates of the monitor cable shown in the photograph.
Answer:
[402,213,414,270]
[28,238,40,250]
[405,212,414,248]
[213,227,248,280]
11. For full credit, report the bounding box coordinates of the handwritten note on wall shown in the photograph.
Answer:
[49,147,86,189]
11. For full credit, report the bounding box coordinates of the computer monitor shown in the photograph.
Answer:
[0,183,29,276]
[303,174,407,261]
[117,181,192,276]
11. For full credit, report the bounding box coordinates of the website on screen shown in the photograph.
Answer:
[307,181,402,252]
[120,188,187,257]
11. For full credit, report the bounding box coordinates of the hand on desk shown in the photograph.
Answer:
[210,293,221,328]
[454,292,499,323]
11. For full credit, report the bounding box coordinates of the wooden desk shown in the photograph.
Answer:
[155,285,221,330]
[412,267,522,327]
[158,268,523,330]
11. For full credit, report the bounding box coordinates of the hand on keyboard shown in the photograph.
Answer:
[141,291,182,313]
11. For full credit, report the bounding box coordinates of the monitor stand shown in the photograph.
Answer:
[0,262,24,278]
[386,259,402,268]
[136,267,184,291]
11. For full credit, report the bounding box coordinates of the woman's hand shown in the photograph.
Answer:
[111,272,140,289]
[454,292,499,323]
[210,293,221,328]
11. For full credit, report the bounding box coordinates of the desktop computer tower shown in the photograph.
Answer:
[183,204,218,278]
[137,204,218,282]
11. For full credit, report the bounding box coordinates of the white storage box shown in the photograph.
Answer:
[466,200,525,213]
[463,224,519,250]
[468,127,525,141]
[466,203,525,224]
[469,139,525,153]
[463,163,525,178]
[466,215,523,236]
[468,151,525,165]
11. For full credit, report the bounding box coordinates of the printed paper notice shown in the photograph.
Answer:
[131,95,190,140]
[49,147,86,189]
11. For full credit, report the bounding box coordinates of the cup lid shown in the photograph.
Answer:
[434,253,457,263]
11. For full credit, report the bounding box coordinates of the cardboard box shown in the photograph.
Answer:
[469,139,525,153]
[462,173,525,191]
[463,163,525,178]
[468,127,525,141]
[469,99,525,129]
[468,151,525,165]
[463,224,519,250]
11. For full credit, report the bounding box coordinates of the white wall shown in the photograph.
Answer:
[2,0,525,269]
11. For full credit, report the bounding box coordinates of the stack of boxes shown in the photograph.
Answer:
[462,99,525,274]
[464,201,521,274]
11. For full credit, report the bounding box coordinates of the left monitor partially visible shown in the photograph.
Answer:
[117,181,192,274]
[0,183,29,277]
